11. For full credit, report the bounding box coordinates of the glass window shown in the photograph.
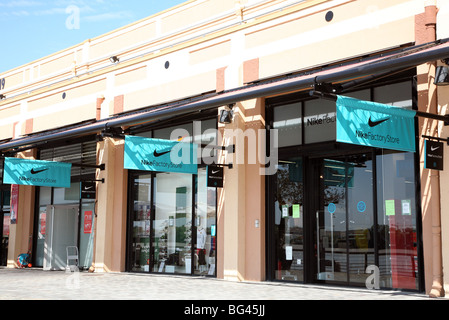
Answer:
[130,174,152,272]
[34,183,92,268]
[374,81,412,110]
[376,150,418,290]
[39,187,51,205]
[273,103,302,148]
[304,99,336,144]
[346,154,375,284]
[273,157,304,281]
[127,118,218,275]
[35,205,47,267]
[195,119,217,162]
[1,188,10,267]
[195,168,217,275]
[153,172,192,274]
[79,201,95,270]
[53,183,80,204]
[154,123,193,142]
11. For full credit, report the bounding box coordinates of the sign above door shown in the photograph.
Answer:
[3,158,72,188]
[336,95,416,153]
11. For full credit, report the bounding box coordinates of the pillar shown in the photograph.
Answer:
[92,137,127,272]
[416,0,444,297]
[218,103,247,281]
[7,149,36,268]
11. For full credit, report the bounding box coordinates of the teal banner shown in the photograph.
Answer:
[336,95,416,152]
[3,158,72,188]
[124,136,198,174]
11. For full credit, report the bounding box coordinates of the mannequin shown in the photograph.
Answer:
[197,225,207,272]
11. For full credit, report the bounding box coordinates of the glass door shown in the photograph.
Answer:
[314,153,374,285]
[271,157,304,281]
[129,174,152,272]
[43,205,79,270]
[79,201,95,270]
[128,169,217,276]
[152,172,193,274]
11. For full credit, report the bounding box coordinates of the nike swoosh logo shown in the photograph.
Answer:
[368,117,390,127]
[84,186,94,190]
[431,146,440,152]
[153,149,172,157]
[30,168,49,175]
[211,170,220,174]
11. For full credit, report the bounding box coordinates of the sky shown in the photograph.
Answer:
[0,0,187,73]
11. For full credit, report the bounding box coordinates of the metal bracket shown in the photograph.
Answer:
[100,126,125,140]
[310,89,449,125]
[82,178,105,184]
[201,144,235,154]
[422,135,449,145]
[71,163,105,171]
[213,163,233,169]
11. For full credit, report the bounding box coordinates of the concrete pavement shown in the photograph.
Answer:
[0,267,436,301]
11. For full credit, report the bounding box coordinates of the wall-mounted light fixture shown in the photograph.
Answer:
[219,104,235,124]
[435,59,449,86]
[109,56,120,64]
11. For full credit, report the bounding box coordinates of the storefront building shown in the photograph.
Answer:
[266,77,422,290]
[1,0,449,297]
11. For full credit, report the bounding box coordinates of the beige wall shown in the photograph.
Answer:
[0,104,20,140]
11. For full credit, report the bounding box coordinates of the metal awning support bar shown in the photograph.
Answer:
[71,163,105,171]
[82,178,105,184]
[422,135,449,145]
[309,90,449,125]
[213,163,233,169]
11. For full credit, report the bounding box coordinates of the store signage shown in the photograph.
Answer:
[336,96,416,152]
[207,165,223,188]
[3,158,72,188]
[81,181,96,199]
[424,140,444,171]
[124,136,198,174]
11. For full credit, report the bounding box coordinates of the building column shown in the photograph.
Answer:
[7,150,36,268]
[439,71,449,294]
[243,98,266,281]
[218,103,246,281]
[216,97,266,282]
[435,0,449,296]
[92,137,127,272]
[416,0,444,297]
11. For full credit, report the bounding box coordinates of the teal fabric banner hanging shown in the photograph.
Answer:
[3,158,72,188]
[336,95,416,152]
[124,136,198,174]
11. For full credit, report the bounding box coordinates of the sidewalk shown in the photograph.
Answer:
[0,267,435,301]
